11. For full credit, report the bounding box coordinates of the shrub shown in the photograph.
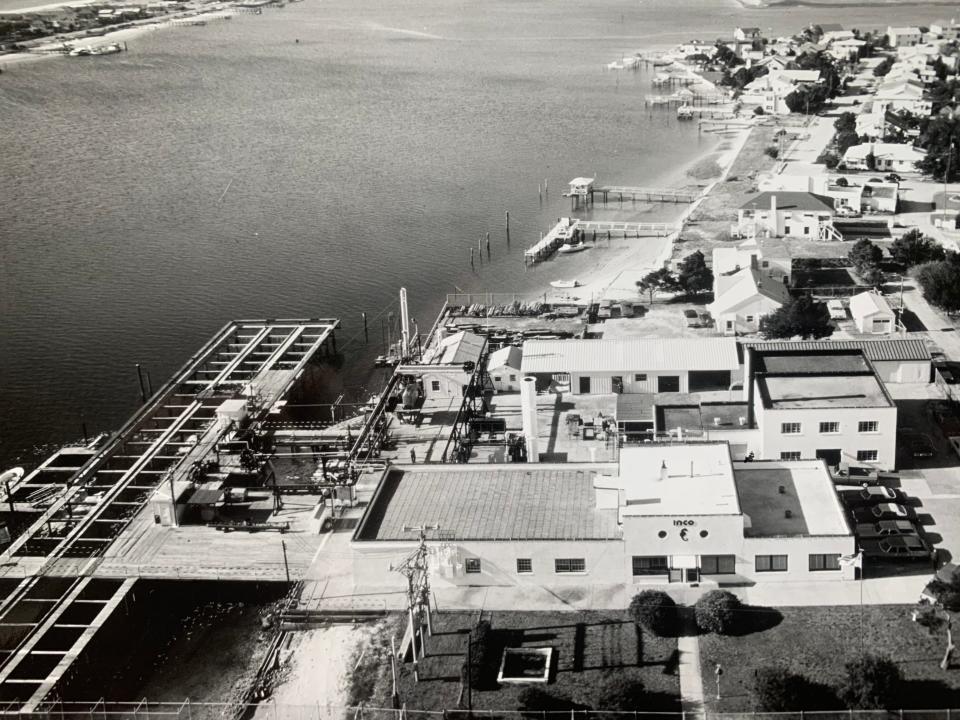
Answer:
[754,666,808,711]
[694,590,742,634]
[628,590,678,636]
[764,145,779,159]
[753,106,765,115]
[817,150,840,168]
[838,654,902,709]
[517,687,570,713]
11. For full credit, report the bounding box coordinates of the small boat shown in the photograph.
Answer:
[550,279,581,289]
[374,355,387,368]
[557,241,588,254]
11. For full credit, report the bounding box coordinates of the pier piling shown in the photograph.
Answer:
[362,312,368,343]
[135,364,146,403]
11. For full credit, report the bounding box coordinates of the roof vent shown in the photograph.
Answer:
[659,461,668,482]
[713,417,721,427]
[739,416,747,426]
[778,485,786,494]
[784,509,793,519]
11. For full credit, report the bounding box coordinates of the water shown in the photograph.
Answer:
[0,0,938,466]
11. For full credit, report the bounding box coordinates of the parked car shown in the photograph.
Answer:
[853,503,910,521]
[684,309,701,327]
[855,519,919,538]
[827,299,847,320]
[862,535,932,561]
[884,173,902,183]
[831,463,882,486]
[836,206,861,218]
[901,433,937,458]
[841,486,902,505]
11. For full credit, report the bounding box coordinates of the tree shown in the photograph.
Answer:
[916,112,960,181]
[628,590,678,637]
[835,176,849,187]
[838,654,902,709]
[835,129,861,157]
[873,56,894,77]
[754,667,809,711]
[760,295,834,339]
[785,83,830,114]
[834,111,857,134]
[848,238,883,282]
[694,590,741,635]
[677,250,713,296]
[890,229,946,267]
[916,259,960,312]
[637,267,678,304]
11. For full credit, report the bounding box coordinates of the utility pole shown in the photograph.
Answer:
[391,524,440,681]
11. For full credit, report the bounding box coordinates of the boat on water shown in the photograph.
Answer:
[69,42,123,56]
[557,241,588,254]
[550,279,581,288]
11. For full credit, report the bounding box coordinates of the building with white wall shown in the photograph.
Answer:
[486,345,522,393]
[843,143,926,173]
[850,291,895,334]
[416,330,486,401]
[707,263,790,336]
[350,444,856,588]
[748,348,898,469]
[520,338,740,395]
[886,26,922,47]
[736,192,838,240]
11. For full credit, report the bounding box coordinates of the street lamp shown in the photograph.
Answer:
[714,662,724,700]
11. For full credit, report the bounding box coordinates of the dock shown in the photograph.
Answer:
[523,218,581,262]
[524,218,678,263]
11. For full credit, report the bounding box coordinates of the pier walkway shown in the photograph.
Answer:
[577,185,699,204]
[524,218,678,263]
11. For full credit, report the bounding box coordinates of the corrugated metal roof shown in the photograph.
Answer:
[521,338,739,374]
[740,191,835,213]
[741,338,930,362]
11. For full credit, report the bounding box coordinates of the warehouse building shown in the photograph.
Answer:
[351,443,856,588]
[521,338,740,395]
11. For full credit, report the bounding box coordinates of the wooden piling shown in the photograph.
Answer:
[362,312,368,343]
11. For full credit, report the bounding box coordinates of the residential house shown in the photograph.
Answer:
[930,20,960,41]
[873,79,932,116]
[849,292,895,335]
[828,38,866,61]
[735,191,838,240]
[886,26,922,47]
[747,347,898,469]
[486,345,522,393]
[862,181,899,213]
[754,55,789,73]
[707,262,790,336]
[822,29,855,44]
[742,70,821,114]
[843,143,926,173]
[520,338,740,395]
[734,26,762,43]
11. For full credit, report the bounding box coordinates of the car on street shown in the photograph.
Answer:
[840,485,902,505]
[884,173,902,183]
[855,519,920,538]
[862,535,932,561]
[852,503,910,521]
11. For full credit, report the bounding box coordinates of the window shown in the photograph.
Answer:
[819,422,840,434]
[632,556,668,576]
[555,558,586,574]
[780,451,801,461]
[509,375,517,381]
[858,421,879,433]
[701,555,736,575]
[465,558,481,574]
[781,422,801,434]
[493,376,501,382]
[809,554,840,571]
[784,225,791,235]
[431,380,440,392]
[516,558,532,574]
[857,450,878,462]
[803,227,810,235]
[755,555,788,572]
[634,373,647,382]
[746,315,755,322]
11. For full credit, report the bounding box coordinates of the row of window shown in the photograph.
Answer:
[465,554,842,575]
[779,450,878,462]
[781,421,878,434]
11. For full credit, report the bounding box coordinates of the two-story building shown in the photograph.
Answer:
[886,26,922,47]
[735,191,838,240]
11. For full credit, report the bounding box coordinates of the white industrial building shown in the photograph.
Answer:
[747,348,898,469]
[350,444,856,588]
[849,291,896,334]
[415,330,486,401]
[520,338,740,395]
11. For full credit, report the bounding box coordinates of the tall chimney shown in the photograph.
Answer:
[745,346,756,427]
[399,287,411,359]
[520,376,540,463]
[769,194,777,236]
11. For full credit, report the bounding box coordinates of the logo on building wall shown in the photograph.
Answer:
[679,528,689,541]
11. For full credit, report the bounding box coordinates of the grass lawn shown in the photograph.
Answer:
[349,611,680,712]
[698,605,960,712]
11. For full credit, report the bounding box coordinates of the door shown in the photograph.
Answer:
[685,568,700,583]
[816,449,842,467]
[657,375,680,393]
[611,376,623,393]
[578,376,591,394]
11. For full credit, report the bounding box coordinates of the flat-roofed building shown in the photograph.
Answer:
[521,338,740,395]
[350,444,856,587]
[748,349,897,469]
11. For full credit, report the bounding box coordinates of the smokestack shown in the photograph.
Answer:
[520,376,540,463]
[770,194,777,236]
[743,346,755,403]
[659,461,668,482]
[399,288,411,359]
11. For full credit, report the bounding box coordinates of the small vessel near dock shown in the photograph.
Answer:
[68,42,123,56]
[550,279,581,289]
[557,239,588,254]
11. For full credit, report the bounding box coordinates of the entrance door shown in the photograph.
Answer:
[578,376,591,394]
[658,375,680,392]
[668,568,683,583]
[816,449,842,467]
[685,568,700,583]
[611,376,623,393]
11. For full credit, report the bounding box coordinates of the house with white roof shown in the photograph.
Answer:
[707,261,791,336]
[850,292,895,335]
[735,191,838,240]
[873,79,932,116]
[930,20,959,41]
[417,330,486,401]
[734,26,762,43]
[887,26,922,47]
[828,38,866,61]
[486,345,522,393]
[520,338,740,395]
[742,70,821,114]
[843,143,926,173]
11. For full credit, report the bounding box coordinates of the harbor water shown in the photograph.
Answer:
[0,0,931,465]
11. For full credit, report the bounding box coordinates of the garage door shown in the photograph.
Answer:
[689,371,732,393]
[657,375,680,393]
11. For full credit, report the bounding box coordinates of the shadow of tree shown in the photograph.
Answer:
[727,604,784,637]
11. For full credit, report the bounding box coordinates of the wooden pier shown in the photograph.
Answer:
[575,185,699,206]
[577,220,678,236]
[524,218,581,262]
[645,92,730,107]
